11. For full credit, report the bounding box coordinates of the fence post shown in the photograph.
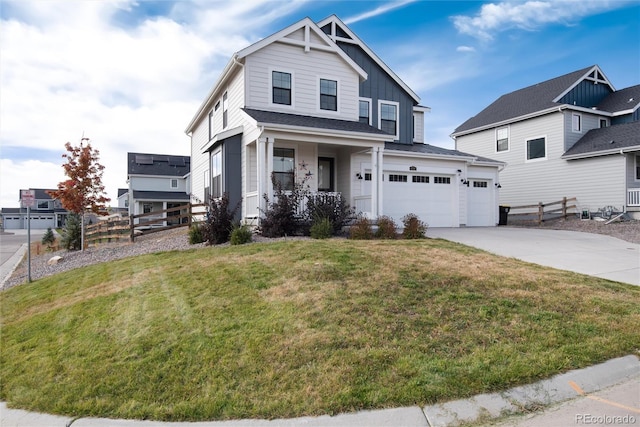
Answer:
[188,204,192,228]
[538,202,544,224]
[562,197,567,220]
[130,215,135,242]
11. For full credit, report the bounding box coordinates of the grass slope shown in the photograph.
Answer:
[1,239,639,421]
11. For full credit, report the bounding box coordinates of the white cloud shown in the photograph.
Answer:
[344,0,417,25]
[452,0,622,41]
[456,46,476,53]
[0,0,309,208]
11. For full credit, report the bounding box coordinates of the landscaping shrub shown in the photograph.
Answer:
[305,193,354,235]
[230,224,253,245]
[61,213,82,251]
[188,224,204,244]
[41,227,56,250]
[259,173,307,237]
[402,213,428,239]
[349,216,373,240]
[201,193,240,245]
[375,215,397,239]
[310,217,333,239]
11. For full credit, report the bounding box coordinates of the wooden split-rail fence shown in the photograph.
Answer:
[506,197,577,224]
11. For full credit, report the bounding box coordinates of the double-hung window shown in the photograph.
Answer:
[496,127,509,152]
[272,71,291,105]
[222,92,228,129]
[359,100,370,124]
[211,150,222,198]
[379,102,398,139]
[320,79,337,111]
[170,178,178,189]
[572,113,582,133]
[526,136,546,161]
[273,148,295,191]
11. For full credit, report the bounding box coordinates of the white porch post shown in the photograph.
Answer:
[377,146,384,217]
[257,138,266,215]
[266,137,274,202]
[371,147,379,218]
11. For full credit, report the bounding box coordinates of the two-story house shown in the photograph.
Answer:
[121,152,191,226]
[1,189,69,230]
[452,65,640,218]
[186,15,503,228]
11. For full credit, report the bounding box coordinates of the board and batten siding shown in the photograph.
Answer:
[244,42,360,121]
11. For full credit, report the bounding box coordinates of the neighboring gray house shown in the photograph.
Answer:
[1,189,68,230]
[122,153,191,226]
[452,65,640,218]
[185,15,503,227]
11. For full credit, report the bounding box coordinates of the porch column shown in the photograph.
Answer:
[257,138,266,215]
[266,137,274,202]
[377,146,384,217]
[371,147,379,218]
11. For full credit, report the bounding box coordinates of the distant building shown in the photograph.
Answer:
[1,189,69,230]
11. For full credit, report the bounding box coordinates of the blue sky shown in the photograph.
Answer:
[1,0,638,208]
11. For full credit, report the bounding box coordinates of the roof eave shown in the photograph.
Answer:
[562,145,640,160]
[258,122,391,142]
[452,106,566,138]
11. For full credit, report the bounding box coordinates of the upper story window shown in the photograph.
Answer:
[599,118,609,128]
[379,101,398,139]
[526,136,546,161]
[572,113,582,133]
[37,200,51,210]
[170,179,178,189]
[272,71,291,105]
[320,79,337,111]
[359,99,370,124]
[496,127,509,152]
[208,111,213,141]
[222,92,228,129]
[273,148,295,191]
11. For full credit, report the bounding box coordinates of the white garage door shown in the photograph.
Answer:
[382,173,456,228]
[467,180,494,227]
[3,216,23,229]
[28,215,55,229]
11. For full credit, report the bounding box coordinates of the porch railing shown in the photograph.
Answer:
[629,188,640,207]
[246,192,259,217]
[354,195,371,216]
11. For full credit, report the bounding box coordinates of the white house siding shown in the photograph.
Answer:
[129,176,188,193]
[244,42,360,121]
[563,110,605,151]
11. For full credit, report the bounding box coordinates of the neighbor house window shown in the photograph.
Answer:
[170,179,178,189]
[320,79,337,111]
[359,100,370,124]
[222,92,228,129]
[526,136,546,160]
[273,148,295,191]
[211,150,222,198]
[379,102,398,138]
[496,127,509,152]
[272,71,291,105]
[37,200,51,209]
[600,118,609,128]
[143,203,152,214]
[572,113,582,133]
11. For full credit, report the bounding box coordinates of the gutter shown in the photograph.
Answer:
[562,145,640,160]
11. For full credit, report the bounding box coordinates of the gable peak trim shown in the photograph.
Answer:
[553,65,615,103]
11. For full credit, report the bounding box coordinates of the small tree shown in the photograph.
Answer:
[201,193,240,245]
[41,227,56,251]
[47,140,110,250]
[61,213,82,250]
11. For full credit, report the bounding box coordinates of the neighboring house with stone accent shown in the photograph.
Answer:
[185,15,503,228]
[452,65,640,218]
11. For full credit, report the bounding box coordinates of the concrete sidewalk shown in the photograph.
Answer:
[1,356,638,426]
[428,227,640,286]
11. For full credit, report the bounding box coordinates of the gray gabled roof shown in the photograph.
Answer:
[384,142,503,164]
[454,66,595,135]
[563,121,640,158]
[128,153,190,177]
[242,108,390,136]
[596,84,640,113]
[131,191,190,201]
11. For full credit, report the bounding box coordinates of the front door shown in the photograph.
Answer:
[318,157,335,192]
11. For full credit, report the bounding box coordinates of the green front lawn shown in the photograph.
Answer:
[1,239,639,421]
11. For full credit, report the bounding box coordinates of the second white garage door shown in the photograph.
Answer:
[467,180,495,227]
[382,173,456,228]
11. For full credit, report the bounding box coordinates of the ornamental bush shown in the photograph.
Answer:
[375,216,398,239]
[402,213,428,239]
[349,216,373,240]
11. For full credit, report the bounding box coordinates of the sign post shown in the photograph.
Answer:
[20,190,35,283]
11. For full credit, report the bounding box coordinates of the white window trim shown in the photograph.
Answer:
[378,100,400,141]
[359,97,372,125]
[316,75,340,115]
[269,67,295,109]
[525,135,548,162]
[495,126,510,153]
[572,112,582,133]
[210,148,223,199]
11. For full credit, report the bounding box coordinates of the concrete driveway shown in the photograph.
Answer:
[428,227,639,286]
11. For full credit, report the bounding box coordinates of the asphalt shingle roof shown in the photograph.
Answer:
[242,108,390,136]
[596,84,640,113]
[454,66,594,134]
[563,121,640,157]
[384,142,502,163]
[127,153,190,176]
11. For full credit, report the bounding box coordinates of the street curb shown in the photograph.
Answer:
[0,243,27,289]
[1,355,638,427]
